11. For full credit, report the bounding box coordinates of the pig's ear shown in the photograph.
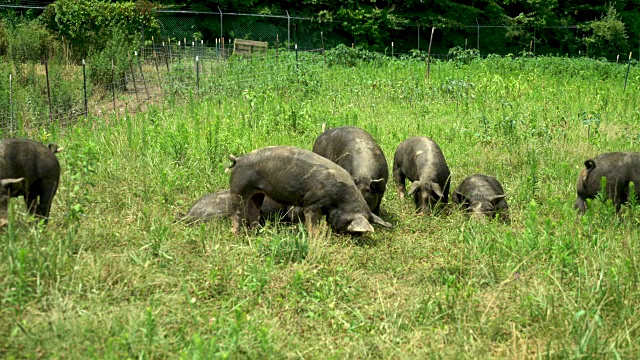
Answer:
[347,214,374,233]
[370,178,386,192]
[408,181,420,196]
[431,182,444,198]
[0,178,25,192]
[488,194,507,205]
[371,213,392,228]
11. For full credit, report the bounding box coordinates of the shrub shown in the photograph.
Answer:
[88,29,135,91]
[448,46,480,64]
[325,44,386,67]
[41,0,159,62]
[0,20,7,56]
[6,20,53,63]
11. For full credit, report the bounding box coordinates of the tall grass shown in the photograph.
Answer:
[1,53,639,358]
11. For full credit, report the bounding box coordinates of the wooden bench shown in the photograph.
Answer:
[233,39,268,56]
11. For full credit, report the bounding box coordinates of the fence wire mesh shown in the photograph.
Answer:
[0,43,332,134]
[0,5,637,134]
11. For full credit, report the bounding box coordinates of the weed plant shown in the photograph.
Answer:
[1,53,640,358]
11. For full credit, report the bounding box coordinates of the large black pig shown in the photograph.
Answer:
[312,126,388,214]
[393,136,451,214]
[453,174,509,222]
[575,152,640,214]
[226,146,392,234]
[0,138,62,227]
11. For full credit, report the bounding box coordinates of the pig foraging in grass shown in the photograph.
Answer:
[226,146,392,235]
[185,189,234,222]
[574,152,640,214]
[393,136,451,214]
[0,138,62,228]
[184,189,304,224]
[453,174,509,222]
[312,126,388,214]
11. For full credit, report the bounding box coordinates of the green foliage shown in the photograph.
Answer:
[41,0,159,62]
[325,43,386,67]
[448,46,480,64]
[87,29,135,91]
[0,20,7,56]
[5,19,53,63]
[582,5,628,57]
[334,6,408,51]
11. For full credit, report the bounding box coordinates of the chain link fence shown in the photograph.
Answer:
[149,10,596,58]
[0,4,636,134]
[152,10,338,53]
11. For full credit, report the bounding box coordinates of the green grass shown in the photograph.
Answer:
[2,53,640,358]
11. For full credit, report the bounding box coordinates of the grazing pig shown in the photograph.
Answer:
[184,189,234,223]
[184,189,304,224]
[0,138,62,227]
[312,126,388,214]
[226,146,392,234]
[574,152,640,214]
[393,136,451,214]
[453,174,509,222]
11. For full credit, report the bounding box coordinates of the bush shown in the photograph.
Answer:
[0,20,7,56]
[41,0,159,62]
[448,46,480,64]
[325,44,386,67]
[88,29,135,91]
[6,20,53,63]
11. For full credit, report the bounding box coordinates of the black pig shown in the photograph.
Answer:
[453,174,509,222]
[184,189,304,224]
[393,136,451,214]
[575,152,640,214]
[0,138,62,227]
[226,146,392,234]
[185,189,234,222]
[312,126,388,214]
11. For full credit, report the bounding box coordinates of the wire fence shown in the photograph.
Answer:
[150,9,595,58]
[0,43,330,134]
[1,4,638,134]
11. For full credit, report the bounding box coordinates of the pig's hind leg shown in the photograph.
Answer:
[393,168,407,200]
[246,193,264,229]
[35,180,59,224]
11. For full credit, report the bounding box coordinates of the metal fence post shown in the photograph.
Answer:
[136,51,150,100]
[218,6,223,41]
[9,73,13,133]
[427,27,435,80]
[154,48,162,89]
[82,59,88,117]
[417,24,420,51]
[111,58,116,113]
[321,31,325,64]
[476,18,480,53]
[45,60,53,123]
[128,52,140,106]
[287,11,291,51]
[624,52,632,92]
[195,56,199,98]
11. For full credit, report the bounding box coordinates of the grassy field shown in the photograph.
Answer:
[2,53,640,358]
